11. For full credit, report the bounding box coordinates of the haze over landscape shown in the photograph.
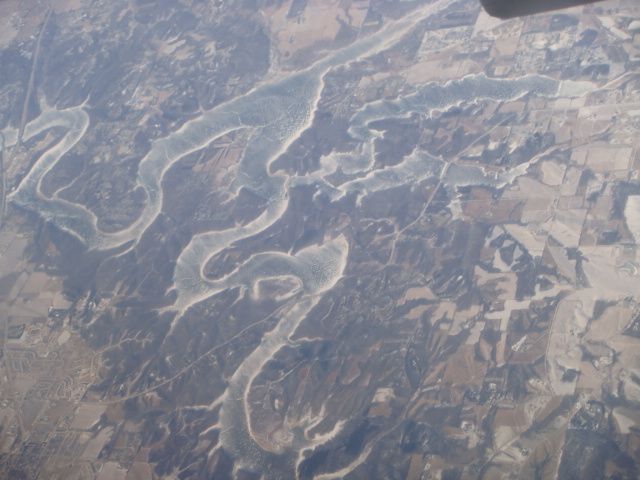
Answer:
[0,0,640,478]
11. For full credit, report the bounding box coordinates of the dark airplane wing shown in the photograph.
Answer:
[480,0,604,19]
